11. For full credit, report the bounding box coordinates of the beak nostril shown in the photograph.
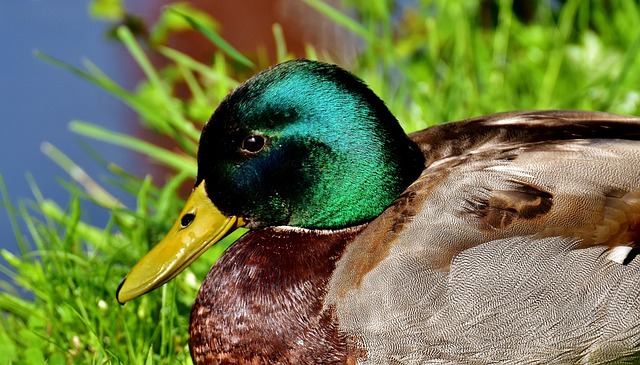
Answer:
[181,213,196,228]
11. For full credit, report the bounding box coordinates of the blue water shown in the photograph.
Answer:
[1,2,138,280]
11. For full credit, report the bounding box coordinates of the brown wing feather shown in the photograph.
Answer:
[462,180,553,230]
[410,110,640,165]
[406,110,640,263]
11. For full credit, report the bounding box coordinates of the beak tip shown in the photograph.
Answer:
[116,278,128,305]
[114,183,244,307]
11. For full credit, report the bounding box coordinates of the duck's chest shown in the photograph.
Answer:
[189,227,364,365]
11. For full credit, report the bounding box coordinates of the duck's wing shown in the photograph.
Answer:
[350,235,640,364]
[327,110,640,364]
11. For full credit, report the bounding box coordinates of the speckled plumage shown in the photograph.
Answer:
[326,110,640,364]
[118,60,640,364]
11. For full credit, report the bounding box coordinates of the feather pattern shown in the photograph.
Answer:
[326,110,640,364]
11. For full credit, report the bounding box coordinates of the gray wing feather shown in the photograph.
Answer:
[333,237,640,365]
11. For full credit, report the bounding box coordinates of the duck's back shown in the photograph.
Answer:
[326,110,640,364]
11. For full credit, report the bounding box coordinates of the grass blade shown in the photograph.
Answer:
[69,121,197,177]
[169,7,255,68]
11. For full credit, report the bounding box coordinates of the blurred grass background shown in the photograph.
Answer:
[2,0,640,363]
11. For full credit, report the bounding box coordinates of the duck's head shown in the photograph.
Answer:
[116,59,424,303]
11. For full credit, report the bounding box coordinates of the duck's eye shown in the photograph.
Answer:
[241,135,268,154]
[180,213,195,228]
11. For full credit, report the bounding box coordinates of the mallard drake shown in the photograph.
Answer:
[117,59,640,364]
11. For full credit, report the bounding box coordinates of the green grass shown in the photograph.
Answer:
[3,1,640,363]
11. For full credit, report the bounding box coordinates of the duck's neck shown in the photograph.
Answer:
[189,225,366,364]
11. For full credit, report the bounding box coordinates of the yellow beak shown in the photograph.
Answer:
[116,182,245,304]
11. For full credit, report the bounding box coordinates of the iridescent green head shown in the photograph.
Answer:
[196,59,424,229]
[117,59,425,303]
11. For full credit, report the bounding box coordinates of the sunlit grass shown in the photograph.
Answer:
[2,1,640,363]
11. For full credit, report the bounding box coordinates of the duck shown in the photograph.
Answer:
[116,59,640,364]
